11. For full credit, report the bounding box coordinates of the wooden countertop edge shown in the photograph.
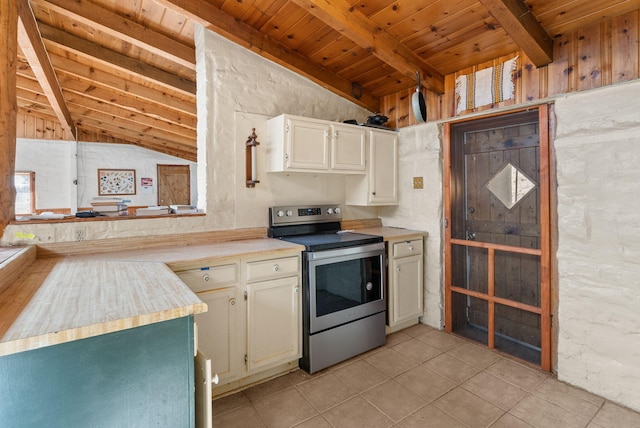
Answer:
[0,303,206,357]
[0,246,37,294]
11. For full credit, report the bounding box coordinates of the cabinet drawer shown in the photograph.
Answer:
[392,239,423,258]
[177,263,239,292]
[245,256,299,283]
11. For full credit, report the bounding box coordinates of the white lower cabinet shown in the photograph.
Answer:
[246,276,301,373]
[195,287,241,384]
[387,237,424,330]
[176,252,301,391]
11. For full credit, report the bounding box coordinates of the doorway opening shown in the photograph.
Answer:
[443,106,552,370]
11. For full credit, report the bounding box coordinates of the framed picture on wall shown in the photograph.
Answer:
[98,169,136,195]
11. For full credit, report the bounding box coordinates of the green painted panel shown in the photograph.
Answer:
[0,317,195,428]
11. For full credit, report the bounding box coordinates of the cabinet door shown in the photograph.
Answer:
[195,287,240,384]
[390,254,424,326]
[369,130,398,204]
[246,276,301,373]
[287,118,330,171]
[331,124,366,172]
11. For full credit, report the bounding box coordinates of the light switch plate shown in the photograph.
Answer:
[413,177,424,189]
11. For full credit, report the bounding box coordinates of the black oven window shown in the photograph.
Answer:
[314,255,382,317]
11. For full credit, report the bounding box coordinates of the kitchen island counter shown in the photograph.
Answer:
[0,237,303,357]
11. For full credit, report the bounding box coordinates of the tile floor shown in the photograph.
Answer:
[212,324,640,427]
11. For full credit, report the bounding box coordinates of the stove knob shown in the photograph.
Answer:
[276,210,284,217]
[326,208,333,215]
[334,207,341,214]
[286,210,293,216]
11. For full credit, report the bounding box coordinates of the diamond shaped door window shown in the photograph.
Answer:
[486,163,537,209]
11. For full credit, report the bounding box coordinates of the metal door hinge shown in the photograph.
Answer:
[244,354,248,364]
[244,291,248,301]
[285,124,290,132]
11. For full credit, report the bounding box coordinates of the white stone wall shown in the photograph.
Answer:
[554,80,640,412]
[379,122,444,328]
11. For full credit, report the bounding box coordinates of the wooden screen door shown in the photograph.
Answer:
[157,165,191,206]
[444,106,551,371]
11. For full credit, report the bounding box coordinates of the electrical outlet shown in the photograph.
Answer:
[74,227,86,242]
[413,177,424,189]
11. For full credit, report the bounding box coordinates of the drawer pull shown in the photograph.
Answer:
[408,246,414,251]
[203,274,210,282]
[230,298,236,306]
[396,267,401,272]
[273,264,279,272]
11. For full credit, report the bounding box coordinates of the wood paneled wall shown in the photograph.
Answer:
[381,9,640,129]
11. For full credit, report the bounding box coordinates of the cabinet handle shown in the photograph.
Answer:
[212,373,219,385]
[408,246,414,251]
[230,298,236,306]
[396,266,401,272]
[203,274,210,282]
[294,287,300,293]
[273,264,279,272]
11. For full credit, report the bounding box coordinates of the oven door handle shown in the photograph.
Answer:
[306,242,385,261]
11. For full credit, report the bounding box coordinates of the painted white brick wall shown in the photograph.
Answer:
[554,80,640,412]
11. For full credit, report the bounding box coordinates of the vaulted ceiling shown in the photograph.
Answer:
[14,0,639,161]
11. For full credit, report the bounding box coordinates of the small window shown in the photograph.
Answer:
[15,172,35,215]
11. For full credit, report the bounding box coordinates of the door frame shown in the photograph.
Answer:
[443,104,553,371]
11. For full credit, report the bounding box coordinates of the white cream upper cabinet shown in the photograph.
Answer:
[330,123,366,172]
[346,128,398,206]
[267,114,365,174]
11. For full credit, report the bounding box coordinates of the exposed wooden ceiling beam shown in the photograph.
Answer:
[17,0,75,140]
[31,0,195,70]
[155,0,380,112]
[478,0,553,66]
[289,0,445,94]
[36,22,196,96]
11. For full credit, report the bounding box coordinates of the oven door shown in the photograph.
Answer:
[307,242,386,334]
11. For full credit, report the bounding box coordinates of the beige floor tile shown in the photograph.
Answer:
[591,401,640,427]
[485,359,549,392]
[292,415,333,428]
[401,323,435,337]
[447,342,503,369]
[252,387,318,428]
[533,378,603,419]
[462,371,528,410]
[434,387,505,427]
[244,374,296,402]
[395,364,456,402]
[212,391,250,416]
[322,396,394,428]
[489,413,535,427]
[331,359,390,393]
[361,379,429,422]
[364,347,418,377]
[423,352,482,384]
[510,395,591,428]
[416,329,466,351]
[385,330,412,346]
[397,404,467,428]
[213,404,266,428]
[285,369,324,386]
[296,372,357,412]
[391,337,443,363]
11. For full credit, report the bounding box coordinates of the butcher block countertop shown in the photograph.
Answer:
[0,238,304,357]
[0,226,423,358]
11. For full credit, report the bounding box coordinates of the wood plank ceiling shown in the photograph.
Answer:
[14,0,640,161]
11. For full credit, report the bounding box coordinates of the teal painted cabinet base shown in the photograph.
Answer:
[0,317,195,428]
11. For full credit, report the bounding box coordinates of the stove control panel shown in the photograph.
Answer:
[270,204,342,225]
